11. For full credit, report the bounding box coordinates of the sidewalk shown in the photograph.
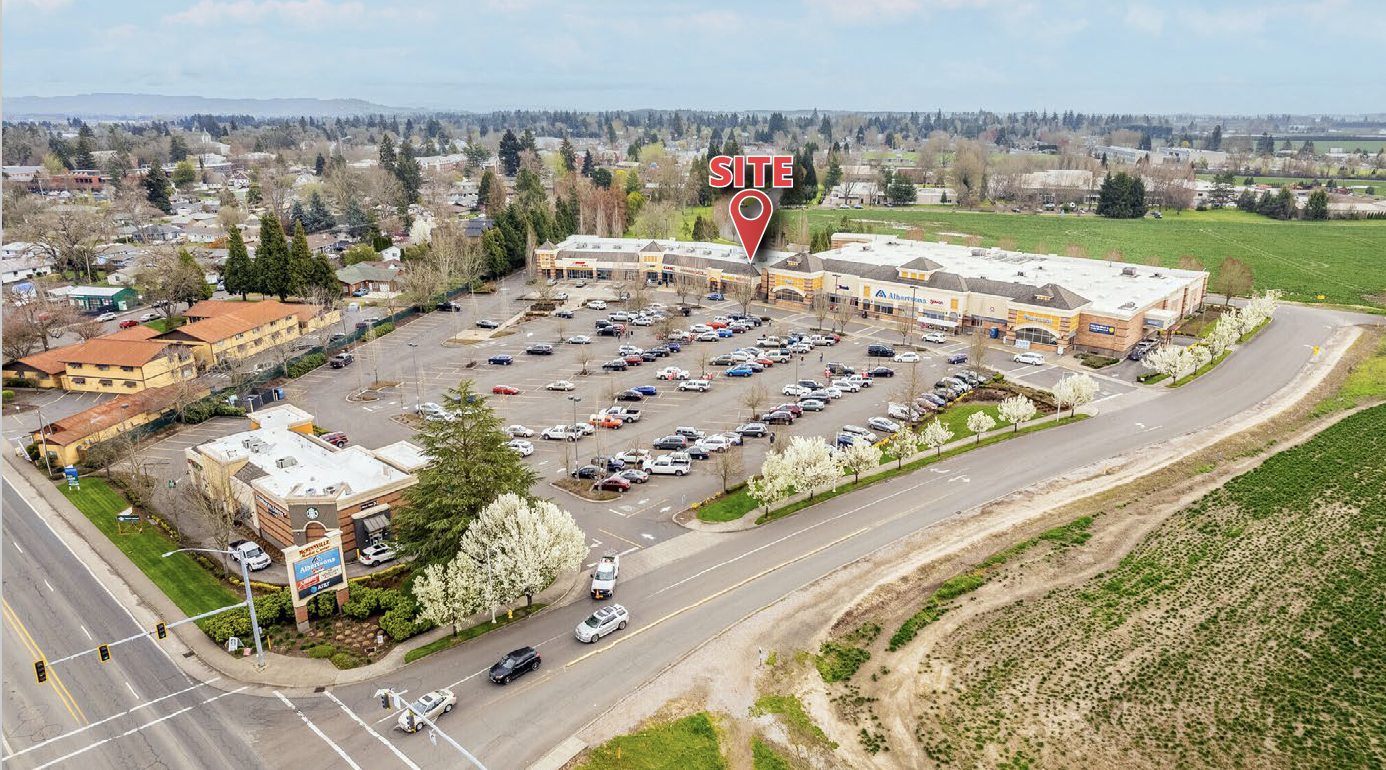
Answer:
[3,451,584,694]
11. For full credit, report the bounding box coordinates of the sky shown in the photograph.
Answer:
[3,0,1384,115]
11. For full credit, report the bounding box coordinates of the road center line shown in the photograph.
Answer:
[274,691,365,770]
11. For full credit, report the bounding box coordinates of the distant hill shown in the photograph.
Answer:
[2,93,411,120]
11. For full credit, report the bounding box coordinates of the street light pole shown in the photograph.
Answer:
[35,405,52,475]
[163,546,264,669]
[567,395,581,475]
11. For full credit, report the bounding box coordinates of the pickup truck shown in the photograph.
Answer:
[228,539,271,571]
[590,553,619,599]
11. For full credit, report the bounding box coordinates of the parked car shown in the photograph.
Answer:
[760,411,793,425]
[568,335,592,344]
[555,309,574,319]
[922,332,948,344]
[488,354,513,365]
[118,319,140,329]
[867,344,896,357]
[491,385,521,395]
[659,366,690,380]
[396,688,456,732]
[586,300,606,310]
[507,439,535,456]
[678,378,710,392]
[329,353,354,368]
[841,424,873,438]
[489,647,541,684]
[736,422,769,437]
[602,360,628,372]
[707,292,724,301]
[359,542,396,566]
[593,475,632,492]
[571,465,602,480]
[919,393,947,407]
[869,416,902,434]
[617,468,650,484]
[526,344,554,355]
[615,390,644,402]
[321,431,349,448]
[631,385,658,396]
[947,353,968,364]
[436,301,462,312]
[725,365,754,377]
[575,604,629,643]
[798,398,827,411]
[832,378,861,393]
[476,319,500,329]
[1128,340,1159,361]
[782,384,810,397]
[139,312,161,322]
[893,352,920,363]
[228,539,271,571]
[96,311,117,322]
[1013,352,1045,365]
[653,435,688,450]
[541,425,579,441]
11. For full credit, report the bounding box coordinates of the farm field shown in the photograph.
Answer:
[790,207,1386,308]
[909,403,1386,768]
[1195,173,1384,188]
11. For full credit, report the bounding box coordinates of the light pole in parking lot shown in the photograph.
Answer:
[567,395,581,473]
[407,342,422,407]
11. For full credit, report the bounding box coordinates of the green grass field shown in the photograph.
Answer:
[1195,173,1383,189]
[57,479,241,616]
[574,713,725,770]
[794,207,1386,308]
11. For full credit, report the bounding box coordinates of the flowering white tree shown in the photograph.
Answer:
[1052,373,1100,417]
[922,419,954,457]
[1142,345,1192,384]
[965,410,997,443]
[784,436,842,500]
[1188,343,1212,373]
[997,395,1037,433]
[748,450,793,516]
[839,437,882,482]
[458,493,587,607]
[890,427,924,468]
[1239,289,1281,333]
[413,554,490,634]
[1205,311,1241,358]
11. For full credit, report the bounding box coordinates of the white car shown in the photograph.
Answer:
[832,378,861,393]
[922,332,948,344]
[617,345,642,355]
[567,335,592,344]
[715,430,744,446]
[888,403,923,422]
[808,335,834,346]
[845,375,871,389]
[507,439,535,456]
[139,312,160,322]
[586,300,607,310]
[630,316,652,326]
[842,424,873,438]
[787,342,812,354]
[571,422,596,436]
[416,402,446,417]
[658,366,690,380]
[690,324,713,333]
[700,435,732,452]
[764,350,791,362]
[616,448,652,465]
[542,425,580,441]
[546,380,576,391]
[359,542,396,566]
[1013,352,1045,365]
[96,312,117,322]
[678,378,710,392]
[695,332,718,342]
[893,352,920,363]
[504,424,534,438]
[822,386,844,399]
[782,384,811,397]
[397,689,456,733]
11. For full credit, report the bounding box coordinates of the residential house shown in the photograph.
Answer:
[336,262,403,296]
[1,255,55,285]
[154,299,340,368]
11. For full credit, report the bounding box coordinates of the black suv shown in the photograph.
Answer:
[867,344,896,357]
[329,353,354,368]
[489,646,541,684]
[602,360,628,371]
[525,344,554,355]
[436,301,461,311]
[1128,340,1159,361]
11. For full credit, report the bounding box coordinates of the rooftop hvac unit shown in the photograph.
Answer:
[274,456,298,469]
[1016,271,1026,277]
[971,248,986,256]
[1121,267,1137,276]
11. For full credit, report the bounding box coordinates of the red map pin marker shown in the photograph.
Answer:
[728,188,772,264]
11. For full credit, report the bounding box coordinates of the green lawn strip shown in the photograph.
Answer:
[750,695,838,749]
[403,603,547,664]
[753,415,1087,525]
[752,738,792,770]
[573,712,725,770]
[57,479,240,616]
[695,482,755,522]
[1312,335,1386,416]
[888,514,1095,651]
[1137,372,1169,384]
[934,403,1010,440]
[142,317,184,333]
[1169,318,1270,388]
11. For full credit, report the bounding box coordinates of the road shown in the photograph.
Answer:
[1,302,1363,770]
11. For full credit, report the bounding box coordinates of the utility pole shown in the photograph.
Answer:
[164,547,264,668]
[35,405,52,475]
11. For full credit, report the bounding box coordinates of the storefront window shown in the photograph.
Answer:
[1015,327,1058,345]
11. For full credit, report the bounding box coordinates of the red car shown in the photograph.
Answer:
[592,476,631,492]
[753,358,774,367]
[775,402,804,417]
[119,319,140,329]
[707,321,728,329]
[492,385,521,395]
[321,432,348,447]
[623,354,644,365]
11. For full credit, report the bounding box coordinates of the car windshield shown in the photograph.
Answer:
[243,546,264,558]
[595,566,615,580]
[583,615,602,628]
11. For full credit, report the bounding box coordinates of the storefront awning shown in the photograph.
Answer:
[919,318,960,328]
[358,512,390,535]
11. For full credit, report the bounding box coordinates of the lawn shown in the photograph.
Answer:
[790,207,1386,308]
[1313,334,1386,415]
[574,712,725,770]
[57,478,241,616]
[934,404,1009,440]
[142,316,185,333]
[403,603,546,664]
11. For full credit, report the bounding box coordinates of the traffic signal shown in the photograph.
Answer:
[403,712,416,732]
[155,622,167,640]
[380,692,391,711]
[34,660,47,684]
[98,644,111,663]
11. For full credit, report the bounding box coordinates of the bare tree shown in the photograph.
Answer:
[627,281,650,315]
[741,383,768,420]
[181,468,240,572]
[811,292,831,331]
[831,301,854,334]
[713,445,744,493]
[951,139,988,208]
[673,272,700,308]
[113,184,159,243]
[730,278,758,317]
[893,362,928,423]
[70,316,107,341]
[575,347,593,376]
[5,291,79,351]
[894,310,915,346]
[1,308,42,360]
[1211,257,1254,306]
[16,205,113,282]
[968,329,989,369]
[696,346,712,378]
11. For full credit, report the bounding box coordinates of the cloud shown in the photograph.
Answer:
[162,0,372,26]
[2,0,74,9]
[803,0,996,22]
[1123,5,1164,35]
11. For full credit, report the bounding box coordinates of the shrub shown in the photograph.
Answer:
[3,378,36,389]
[287,352,326,378]
[308,591,338,619]
[375,588,408,611]
[252,591,292,626]
[2,390,14,400]
[201,609,253,644]
[307,643,337,659]
[330,652,363,669]
[815,641,871,683]
[180,395,245,424]
[342,587,382,619]
[372,322,396,336]
[378,593,429,641]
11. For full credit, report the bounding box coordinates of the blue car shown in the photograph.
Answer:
[632,385,658,396]
[836,433,857,448]
[707,293,724,301]
[726,366,754,377]
[666,341,682,352]
[716,328,734,338]
[488,354,513,365]
[947,353,968,364]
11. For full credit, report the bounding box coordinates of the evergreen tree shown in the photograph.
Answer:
[514,168,546,211]
[580,149,594,177]
[824,152,843,190]
[1272,186,1295,219]
[287,220,316,295]
[819,115,832,138]
[1207,124,1223,151]
[1096,172,1147,218]
[378,134,397,174]
[1236,189,1257,211]
[179,248,214,303]
[169,134,190,161]
[395,142,422,205]
[306,192,335,233]
[341,199,368,238]
[498,129,521,176]
[314,153,326,176]
[591,168,613,189]
[143,160,173,213]
[246,170,262,207]
[223,226,255,299]
[887,173,916,205]
[519,129,537,154]
[288,200,309,231]
[559,137,576,172]
[74,124,96,169]
[1305,188,1329,220]
[254,212,294,301]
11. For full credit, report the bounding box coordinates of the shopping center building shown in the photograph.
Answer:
[768,234,1207,356]
[536,233,1207,357]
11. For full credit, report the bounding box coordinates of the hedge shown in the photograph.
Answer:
[286,352,327,378]
[180,395,246,424]
[4,378,36,388]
